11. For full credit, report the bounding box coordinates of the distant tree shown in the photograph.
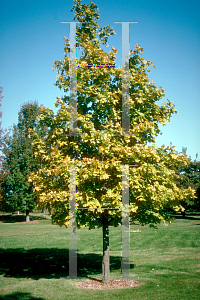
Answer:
[176,150,200,216]
[0,101,42,222]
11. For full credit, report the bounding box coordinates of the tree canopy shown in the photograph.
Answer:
[29,0,195,229]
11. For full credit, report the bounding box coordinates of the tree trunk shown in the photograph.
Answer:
[181,210,186,218]
[102,213,110,284]
[26,210,30,223]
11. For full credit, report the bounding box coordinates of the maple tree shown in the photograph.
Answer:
[28,0,195,283]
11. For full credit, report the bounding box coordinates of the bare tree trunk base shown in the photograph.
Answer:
[102,214,110,284]
[26,210,30,222]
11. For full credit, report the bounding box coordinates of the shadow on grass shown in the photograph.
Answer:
[0,248,136,280]
[0,292,44,300]
[0,214,50,223]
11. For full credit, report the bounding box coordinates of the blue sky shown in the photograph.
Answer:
[0,0,199,160]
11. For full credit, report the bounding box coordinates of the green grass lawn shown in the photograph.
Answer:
[0,212,200,300]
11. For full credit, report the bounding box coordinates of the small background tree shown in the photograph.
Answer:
[0,101,42,222]
[176,149,200,216]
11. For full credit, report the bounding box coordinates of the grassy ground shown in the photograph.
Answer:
[0,212,200,300]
